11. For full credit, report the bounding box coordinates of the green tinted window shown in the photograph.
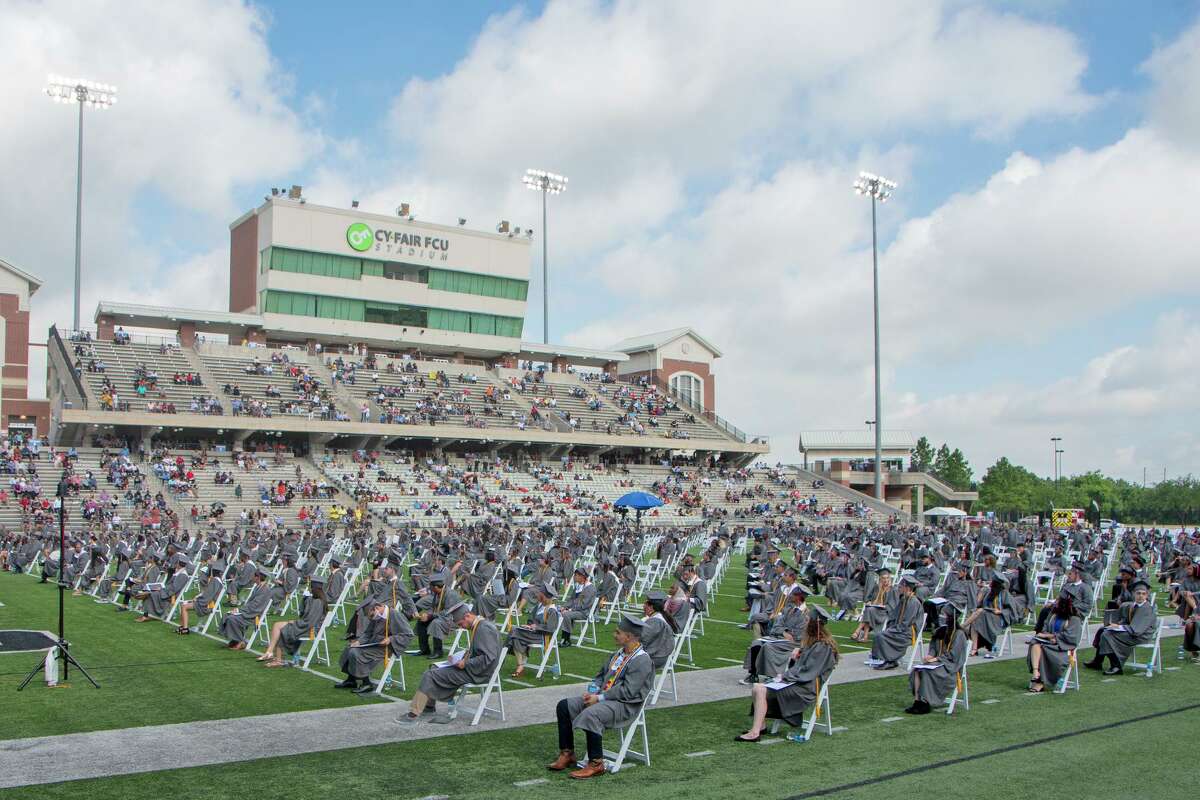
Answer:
[426,268,528,301]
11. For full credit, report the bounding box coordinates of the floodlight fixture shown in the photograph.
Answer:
[523,168,569,343]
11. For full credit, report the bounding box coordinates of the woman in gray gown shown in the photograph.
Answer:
[965,576,1017,657]
[743,586,810,684]
[735,606,839,742]
[505,584,560,678]
[852,567,895,642]
[906,603,968,713]
[260,579,328,666]
[1026,595,1081,692]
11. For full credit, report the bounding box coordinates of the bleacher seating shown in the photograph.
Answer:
[73,340,219,415]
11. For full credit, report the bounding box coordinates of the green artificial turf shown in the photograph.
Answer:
[0,571,382,739]
[5,656,1198,800]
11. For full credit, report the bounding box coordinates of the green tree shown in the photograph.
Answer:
[912,436,935,472]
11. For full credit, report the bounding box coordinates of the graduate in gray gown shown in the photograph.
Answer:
[1083,579,1157,675]
[547,614,655,780]
[868,576,923,669]
[852,567,895,642]
[965,575,1018,657]
[906,602,969,713]
[506,584,561,677]
[395,602,503,724]
[736,605,839,741]
[261,577,328,666]
[335,599,414,692]
[559,569,597,647]
[743,586,811,684]
[1027,594,1082,692]
[218,570,271,649]
[639,591,678,669]
[134,560,191,622]
[176,567,224,634]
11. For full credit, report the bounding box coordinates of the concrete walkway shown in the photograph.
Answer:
[0,622,1185,789]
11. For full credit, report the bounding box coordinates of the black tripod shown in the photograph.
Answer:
[17,474,99,690]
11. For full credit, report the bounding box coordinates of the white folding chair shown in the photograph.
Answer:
[992,627,1013,657]
[528,616,563,679]
[374,650,407,694]
[904,617,927,672]
[604,694,652,773]
[197,583,227,636]
[651,612,693,705]
[574,597,601,646]
[946,663,969,715]
[768,679,833,741]
[245,600,274,650]
[300,609,336,669]
[1127,621,1164,677]
[455,646,508,726]
[1054,648,1080,693]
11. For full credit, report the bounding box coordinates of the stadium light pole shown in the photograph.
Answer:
[854,171,896,501]
[523,169,568,344]
[44,75,118,333]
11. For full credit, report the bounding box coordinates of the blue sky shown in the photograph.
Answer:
[3,1,1199,482]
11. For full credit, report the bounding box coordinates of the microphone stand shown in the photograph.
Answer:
[18,473,99,690]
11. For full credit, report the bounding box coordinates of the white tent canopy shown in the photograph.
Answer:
[923,506,967,517]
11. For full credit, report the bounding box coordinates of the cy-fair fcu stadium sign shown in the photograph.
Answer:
[346,222,450,262]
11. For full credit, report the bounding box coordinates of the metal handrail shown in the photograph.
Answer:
[50,324,89,410]
[616,373,748,442]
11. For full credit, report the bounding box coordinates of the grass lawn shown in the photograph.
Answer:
[0,570,383,739]
[4,656,1198,800]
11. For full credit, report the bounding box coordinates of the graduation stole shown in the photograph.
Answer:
[774,587,790,616]
[602,646,643,691]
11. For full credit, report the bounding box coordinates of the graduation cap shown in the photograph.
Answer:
[448,601,471,623]
[795,583,815,597]
[991,573,1010,589]
[1131,579,1150,591]
[899,575,919,588]
[253,568,268,580]
[810,605,832,624]
[573,567,588,577]
[1118,565,1136,576]
[646,589,668,603]
[310,576,326,588]
[617,614,645,637]
[330,557,342,567]
[537,581,556,598]
[1070,560,1088,572]
[875,566,892,576]
[429,571,448,586]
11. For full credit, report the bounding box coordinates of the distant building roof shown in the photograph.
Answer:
[0,257,44,295]
[518,341,629,367]
[610,327,723,358]
[799,430,916,451]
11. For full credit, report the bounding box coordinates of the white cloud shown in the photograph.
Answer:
[0,0,322,394]
[1142,19,1200,148]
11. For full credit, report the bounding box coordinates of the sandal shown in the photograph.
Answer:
[1027,683,1045,694]
[265,660,286,668]
[256,653,273,662]
[733,733,761,743]
[510,667,525,678]
[176,627,190,635]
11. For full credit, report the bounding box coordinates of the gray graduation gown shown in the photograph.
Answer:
[192,577,224,620]
[748,605,809,677]
[862,587,898,630]
[560,583,598,633]
[640,613,675,669]
[1027,615,1082,686]
[765,640,837,727]
[143,571,190,618]
[910,629,969,706]
[870,593,923,663]
[279,596,327,656]
[219,584,271,643]
[562,648,654,735]
[417,618,502,701]
[972,590,1018,649]
[340,607,414,678]
[506,603,561,656]
[1096,601,1157,666]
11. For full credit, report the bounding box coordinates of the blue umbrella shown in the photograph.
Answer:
[614,491,664,510]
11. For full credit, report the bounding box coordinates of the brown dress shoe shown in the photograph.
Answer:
[569,759,607,779]
[547,750,576,771]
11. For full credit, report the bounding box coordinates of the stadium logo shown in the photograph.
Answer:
[346,223,373,252]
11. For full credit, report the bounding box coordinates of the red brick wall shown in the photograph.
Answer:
[229,214,259,313]
[623,357,715,412]
[3,398,49,436]
[0,294,29,400]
